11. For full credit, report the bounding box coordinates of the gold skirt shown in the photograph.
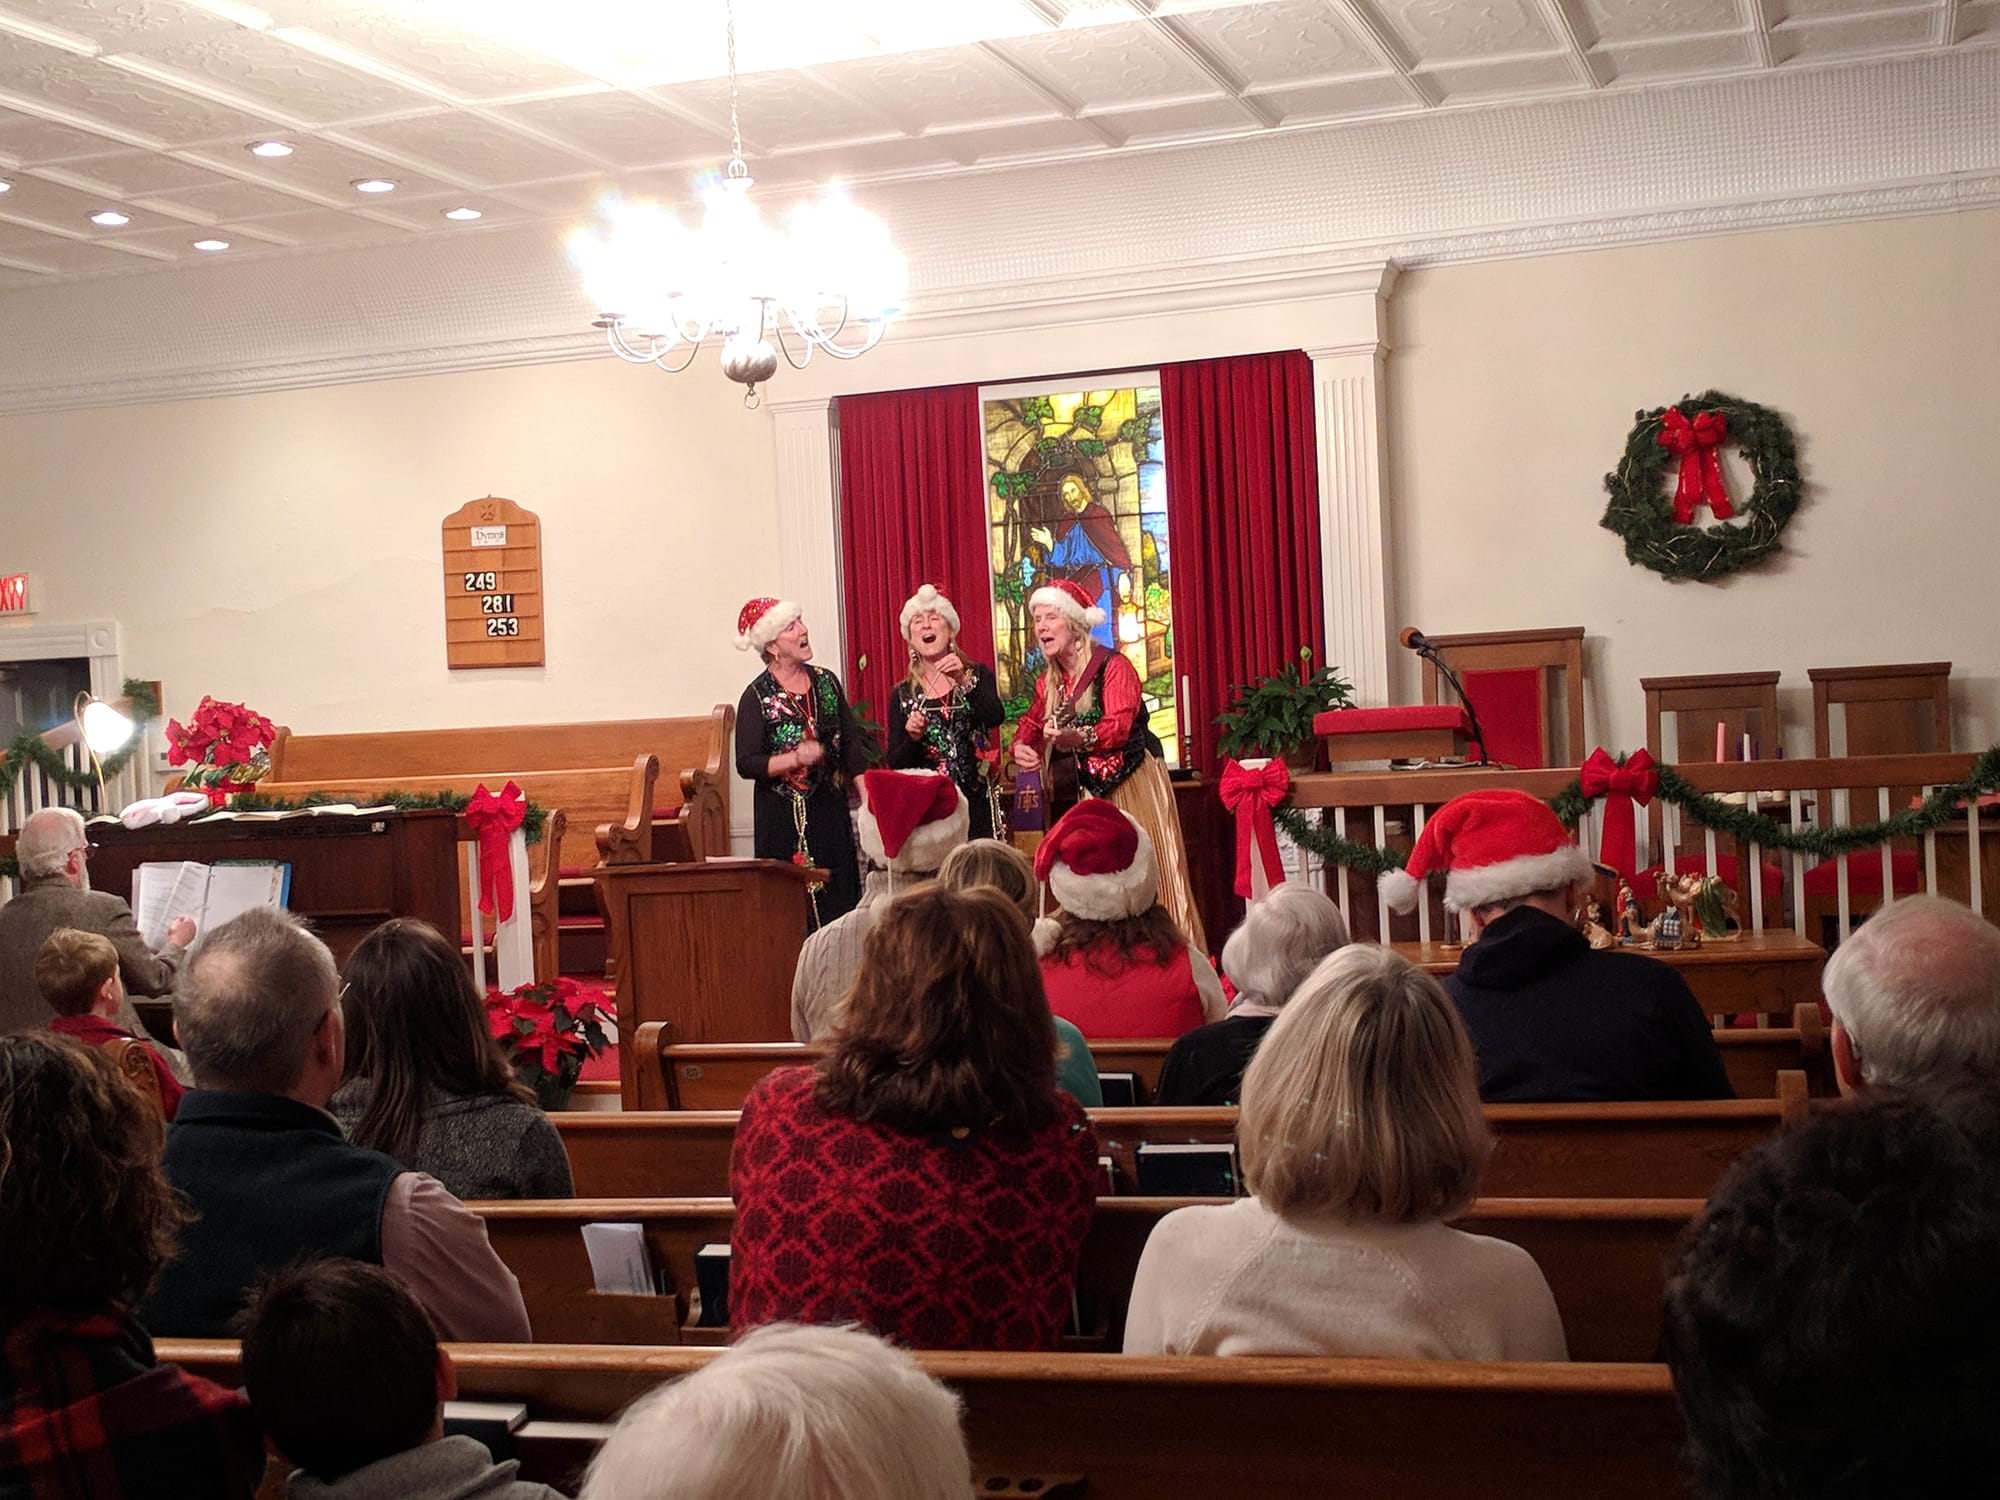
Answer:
[1106,756,1208,955]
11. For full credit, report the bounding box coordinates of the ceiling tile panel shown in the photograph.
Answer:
[215,135,457,196]
[1602,33,1756,79]
[300,9,601,97]
[924,117,1115,162]
[1780,10,1940,57]
[1171,0,1378,85]
[1093,96,1265,140]
[28,147,234,194]
[1779,0,1933,16]
[1963,1,2000,38]
[1583,0,1741,44]
[655,72,904,154]
[989,22,1229,108]
[0,59,291,145]
[0,265,49,286]
[3,170,161,224]
[0,104,141,162]
[214,205,404,244]
[495,92,728,170]
[131,176,327,217]
[134,29,441,121]
[1378,0,1559,63]
[817,46,1062,127]
[1,0,241,50]
[752,137,967,181]
[0,235,157,271]
[339,111,586,182]
[1256,73,1417,119]
[1419,53,1583,99]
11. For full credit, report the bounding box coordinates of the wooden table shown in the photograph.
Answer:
[1394,928,1826,1017]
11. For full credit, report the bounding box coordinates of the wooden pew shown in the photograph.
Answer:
[553,1077,1807,1200]
[472,1195,1697,1363]
[1716,1002,1836,1097]
[159,1341,1692,1500]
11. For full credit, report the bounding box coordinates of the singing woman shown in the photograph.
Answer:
[886,584,1005,841]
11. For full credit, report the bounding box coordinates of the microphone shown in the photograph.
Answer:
[1397,627,1492,766]
[1398,627,1434,654]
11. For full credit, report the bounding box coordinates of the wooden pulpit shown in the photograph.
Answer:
[593,858,820,1107]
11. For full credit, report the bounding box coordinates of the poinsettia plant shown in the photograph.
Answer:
[486,976,612,1109]
[165,696,276,771]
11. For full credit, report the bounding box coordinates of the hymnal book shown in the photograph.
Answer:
[1135,1142,1240,1197]
[580,1222,661,1296]
[1096,1071,1139,1108]
[132,860,289,949]
[694,1242,731,1327]
[443,1400,526,1463]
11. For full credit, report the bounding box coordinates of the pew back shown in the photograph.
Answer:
[158,1341,1690,1500]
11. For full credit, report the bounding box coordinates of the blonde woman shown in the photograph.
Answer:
[1123,944,1567,1359]
[887,584,1004,840]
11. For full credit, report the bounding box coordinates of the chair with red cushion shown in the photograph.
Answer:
[1418,627,1586,770]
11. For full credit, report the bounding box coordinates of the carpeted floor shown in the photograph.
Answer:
[567,973,621,1082]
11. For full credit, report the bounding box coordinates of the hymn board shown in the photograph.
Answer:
[442,497,545,669]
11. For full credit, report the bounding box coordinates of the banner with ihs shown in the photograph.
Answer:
[442,497,545,669]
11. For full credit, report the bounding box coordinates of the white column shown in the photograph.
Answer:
[767,396,845,673]
[1309,342,1394,707]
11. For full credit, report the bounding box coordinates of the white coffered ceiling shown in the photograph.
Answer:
[0,0,1995,412]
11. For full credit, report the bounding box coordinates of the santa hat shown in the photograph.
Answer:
[735,597,802,653]
[1029,578,1106,631]
[1035,800,1158,933]
[899,584,961,641]
[856,770,968,874]
[1380,788,1594,914]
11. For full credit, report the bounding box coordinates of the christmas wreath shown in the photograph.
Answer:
[1600,390,1802,582]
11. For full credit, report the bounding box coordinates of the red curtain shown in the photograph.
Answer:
[1161,351,1326,778]
[836,385,990,734]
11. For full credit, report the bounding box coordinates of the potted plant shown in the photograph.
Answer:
[486,975,613,1111]
[1215,648,1355,772]
[164,695,276,804]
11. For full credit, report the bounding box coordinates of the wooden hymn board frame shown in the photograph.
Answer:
[443,497,545,670]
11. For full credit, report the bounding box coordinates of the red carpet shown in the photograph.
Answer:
[567,974,621,1082]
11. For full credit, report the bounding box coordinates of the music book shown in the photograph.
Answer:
[132,860,289,949]
[1135,1142,1241,1197]
[580,1222,660,1295]
[1096,1071,1140,1108]
[694,1242,731,1327]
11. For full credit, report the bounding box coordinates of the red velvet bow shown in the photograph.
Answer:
[1579,748,1658,880]
[465,781,527,922]
[1656,407,1734,525]
[1218,758,1291,900]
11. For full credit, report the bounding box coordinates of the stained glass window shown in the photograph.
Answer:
[981,375,1179,766]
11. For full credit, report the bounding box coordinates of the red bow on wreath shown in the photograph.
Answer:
[465,781,527,922]
[1580,748,1658,881]
[1657,407,1735,525]
[1219,757,1291,900]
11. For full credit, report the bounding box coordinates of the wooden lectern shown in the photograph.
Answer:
[594,858,820,1107]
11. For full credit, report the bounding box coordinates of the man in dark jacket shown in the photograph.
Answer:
[1383,789,1731,1103]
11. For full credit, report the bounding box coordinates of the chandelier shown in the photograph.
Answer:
[567,0,906,408]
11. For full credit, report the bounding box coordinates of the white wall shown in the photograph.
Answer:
[2,205,1995,779]
[1389,207,2000,756]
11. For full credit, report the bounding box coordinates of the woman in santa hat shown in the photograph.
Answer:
[886,583,1005,841]
[1011,578,1207,952]
[733,598,865,928]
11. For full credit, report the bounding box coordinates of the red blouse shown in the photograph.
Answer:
[729,1066,1099,1351]
[1013,643,1142,754]
[1041,942,1205,1040]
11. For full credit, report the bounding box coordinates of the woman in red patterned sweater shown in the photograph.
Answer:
[730,886,1099,1351]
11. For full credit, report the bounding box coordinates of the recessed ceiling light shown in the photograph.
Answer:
[192,238,231,252]
[0,179,12,193]
[352,178,397,194]
[442,206,483,221]
[90,210,131,227]
[248,139,294,158]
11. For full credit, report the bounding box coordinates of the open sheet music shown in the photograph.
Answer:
[132,860,290,948]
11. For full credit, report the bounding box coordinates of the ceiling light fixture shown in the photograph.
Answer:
[192,238,231,251]
[443,206,483,221]
[566,0,904,408]
[0,179,12,193]
[352,178,397,194]
[248,139,295,158]
[90,210,131,227]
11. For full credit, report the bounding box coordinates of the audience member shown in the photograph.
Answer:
[935,838,1101,1105]
[0,1034,262,1498]
[0,806,191,1040]
[1033,800,1224,1039]
[143,908,530,1341]
[792,769,968,1042]
[1664,1090,2000,1498]
[240,1258,561,1500]
[1124,945,1567,1360]
[1386,790,1730,1102]
[732,886,1098,1350]
[35,926,185,1119]
[329,918,572,1200]
[1154,885,1349,1106]
[580,1322,969,1500]
[1820,893,2000,1095]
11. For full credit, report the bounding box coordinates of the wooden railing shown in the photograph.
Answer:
[1288,751,1987,944]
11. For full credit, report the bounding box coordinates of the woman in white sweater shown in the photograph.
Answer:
[1123,944,1568,1360]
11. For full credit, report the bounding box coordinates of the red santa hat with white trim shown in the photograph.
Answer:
[856,769,968,875]
[1028,577,1106,631]
[734,596,802,653]
[1034,800,1158,930]
[1379,788,1595,914]
[899,584,960,641]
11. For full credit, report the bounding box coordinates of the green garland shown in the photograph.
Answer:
[1600,391,1802,581]
[224,788,548,845]
[1272,747,2000,873]
[0,678,162,804]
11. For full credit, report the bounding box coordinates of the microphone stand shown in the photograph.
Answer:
[1413,644,1493,766]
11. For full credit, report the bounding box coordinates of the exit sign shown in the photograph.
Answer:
[0,574,28,616]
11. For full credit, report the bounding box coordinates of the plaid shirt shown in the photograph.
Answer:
[0,1306,262,1500]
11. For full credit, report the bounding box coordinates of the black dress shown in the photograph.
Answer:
[735,665,865,929]
[886,663,1006,841]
